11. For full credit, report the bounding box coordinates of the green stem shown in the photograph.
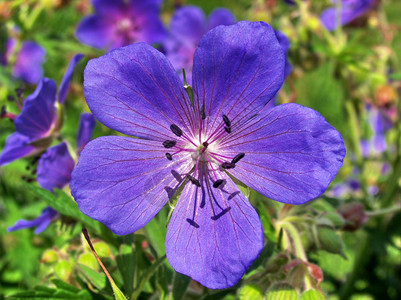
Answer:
[366,205,401,217]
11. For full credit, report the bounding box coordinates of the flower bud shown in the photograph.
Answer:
[78,253,99,270]
[337,203,368,231]
[41,249,58,264]
[317,226,346,258]
[55,260,72,281]
[93,241,111,258]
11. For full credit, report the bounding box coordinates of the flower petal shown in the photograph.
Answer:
[0,133,36,166]
[76,113,96,153]
[37,142,75,192]
[218,103,346,204]
[169,6,205,44]
[192,21,285,137]
[70,136,192,235]
[207,8,235,31]
[7,207,58,234]
[83,43,195,141]
[13,41,45,84]
[92,0,125,15]
[58,54,84,104]
[75,15,116,50]
[165,165,263,289]
[14,78,57,140]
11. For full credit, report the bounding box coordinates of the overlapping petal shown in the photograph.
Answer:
[14,78,57,140]
[37,142,75,192]
[166,165,263,289]
[192,21,285,137]
[217,103,346,204]
[58,54,84,103]
[92,0,125,15]
[0,133,36,166]
[70,136,192,235]
[83,43,195,140]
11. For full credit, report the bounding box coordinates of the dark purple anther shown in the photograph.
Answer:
[202,141,209,148]
[224,126,231,134]
[221,162,235,169]
[170,124,183,137]
[186,218,200,228]
[163,140,177,148]
[223,114,231,127]
[165,153,172,160]
[213,179,224,188]
[232,153,245,164]
[7,95,14,101]
[200,104,206,120]
[187,174,201,187]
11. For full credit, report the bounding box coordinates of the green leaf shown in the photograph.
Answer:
[238,284,263,300]
[116,236,135,296]
[266,283,298,300]
[172,272,191,300]
[295,62,346,137]
[301,289,326,300]
[131,255,166,300]
[27,184,102,234]
[79,264,108,290]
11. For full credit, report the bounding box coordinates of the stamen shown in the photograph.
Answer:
[224,126,231,133]
[221,162,236,169]
[232,153,245,164]
[211,207,231,220]
[213,179,224,188]
[202,141,209,148]
[186,218,200,228]
[187,175,201,187]
[165,153,172,160]
[222,114,231,127]
[200,104,206,120]
[163,140,176,148]
[170,124,183,137]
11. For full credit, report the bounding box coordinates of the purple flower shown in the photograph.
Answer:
[164,5,235,84]
[7,207,58,234]
[0,54,83,166]
[75,0,166,51]
[1,39,45,84]
[71,21,345,288]
[320,0,374,31]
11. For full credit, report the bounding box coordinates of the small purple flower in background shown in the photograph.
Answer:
[7,207,59,234]
[164,5,235,84]
[75,0,166,51]
[71,21,345,288]
[360,103,391,158]
[320,0,374,31]
[0,54,83,166]
[1,39,45,84]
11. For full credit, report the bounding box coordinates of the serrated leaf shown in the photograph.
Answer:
[301,289,325,300]
[27,184,101,234]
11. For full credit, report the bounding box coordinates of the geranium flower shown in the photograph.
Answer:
[320,0,374,31]
[75,0,166,51]
[0,54,83,166]
[163,5,235,84]
[71,21,345,288]
[1,39,45,84]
